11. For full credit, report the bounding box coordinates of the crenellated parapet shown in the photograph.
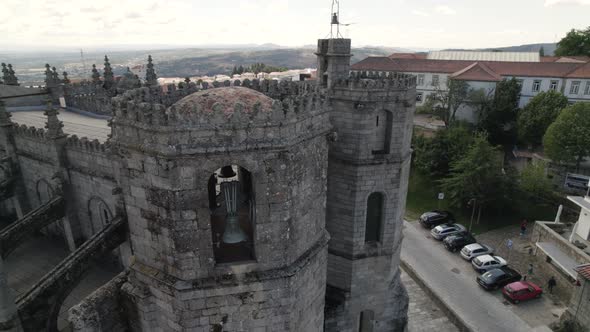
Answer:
[330,71,417,103]
[65,135,109,153]
[12,124,48,141]
[111,81,331,155]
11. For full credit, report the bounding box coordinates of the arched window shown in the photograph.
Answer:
[36,179,54,205]
[207,165,255,264]
[88,197,112,234]
[365,193,383,243]
[372,110,393,155]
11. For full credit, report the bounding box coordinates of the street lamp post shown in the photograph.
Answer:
[468,198,477,232]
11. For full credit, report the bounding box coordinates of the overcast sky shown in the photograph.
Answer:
[2,0,589,50]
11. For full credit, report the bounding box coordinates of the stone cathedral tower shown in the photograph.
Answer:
[319,38,415,331]
[111,84,331,331]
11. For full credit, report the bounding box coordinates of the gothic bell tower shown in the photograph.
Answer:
[320,33,416,331]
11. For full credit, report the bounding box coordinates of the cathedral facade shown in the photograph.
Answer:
[0,37,415,332]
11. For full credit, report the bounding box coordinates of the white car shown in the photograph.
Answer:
[460,243,494,261]
[430,223,466,240]
[472,255,507,273]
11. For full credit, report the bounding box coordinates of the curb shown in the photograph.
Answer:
[401,259,472,332]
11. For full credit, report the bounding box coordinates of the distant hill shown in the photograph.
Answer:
[2,45,410,85]
[155,46,407,77]
[445,43,557,56]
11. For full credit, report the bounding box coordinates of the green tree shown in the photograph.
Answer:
[539,46,545,57]
[519,161,553,200]
[413,124,475,177]
[517,90,569,147]
[478,78,521,145]
[440,133,510,210]
[428,79,469,125]
[543,102,590,171]
[555,26,590,57]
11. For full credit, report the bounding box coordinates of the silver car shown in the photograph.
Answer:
[460,243,494,261]
[430,223,466,240]
[472,255,507,273]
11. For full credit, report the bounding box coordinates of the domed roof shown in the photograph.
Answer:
[172,86,274,115]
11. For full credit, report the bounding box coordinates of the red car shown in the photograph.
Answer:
[502,281,543,304]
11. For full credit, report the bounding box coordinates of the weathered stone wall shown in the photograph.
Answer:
[125,238,327,331]
[68,272,130,332]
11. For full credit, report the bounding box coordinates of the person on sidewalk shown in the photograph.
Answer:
[520,219,528,237]
[548,276,557,294]
[524,263,534,280]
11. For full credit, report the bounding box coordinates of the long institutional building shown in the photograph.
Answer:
[352,51,590,122]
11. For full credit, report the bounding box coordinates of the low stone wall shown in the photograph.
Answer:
[68,272,129,332]
[531,221,590,302]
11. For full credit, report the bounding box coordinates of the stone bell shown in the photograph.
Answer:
[220,181,248,244]
[218,165,237,179]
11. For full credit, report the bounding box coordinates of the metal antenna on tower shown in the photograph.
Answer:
[330,0,342,38]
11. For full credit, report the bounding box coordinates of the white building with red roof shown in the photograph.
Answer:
[352,53,590,122]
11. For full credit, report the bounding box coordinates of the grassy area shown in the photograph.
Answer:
[405,170,559,235]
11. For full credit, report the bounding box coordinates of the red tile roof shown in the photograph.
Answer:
[541,56,589,63]
[351,57,588,78]
[566,62,590,78]
[575,264,590,280]
[449,62,502,82]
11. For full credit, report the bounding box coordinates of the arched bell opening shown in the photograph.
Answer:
[207,165,255,264]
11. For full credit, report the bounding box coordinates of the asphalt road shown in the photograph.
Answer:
[401,220,552,332]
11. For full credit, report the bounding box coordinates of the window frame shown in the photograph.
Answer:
[570,81,581,95]
[550,80,558,91]
[417,74,425,86]
[585,82,590,95]
[532,80,541,93]
[432,75,440,87]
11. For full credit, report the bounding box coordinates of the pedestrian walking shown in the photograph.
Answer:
[524,263,534,280]
[520,219,528,237]
[548,276,557,294]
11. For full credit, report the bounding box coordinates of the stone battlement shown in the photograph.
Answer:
[65,135,109,153]
[12,124,48,141]
[335,71,416,90]
[112,80,326,129]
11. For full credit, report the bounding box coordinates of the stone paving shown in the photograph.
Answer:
[402,268,459,332]
[3,229,121,331]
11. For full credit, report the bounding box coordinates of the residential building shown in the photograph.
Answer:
[352,53,590,123]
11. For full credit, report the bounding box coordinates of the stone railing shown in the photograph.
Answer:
[16,215,127,332]
[0,195,65,258]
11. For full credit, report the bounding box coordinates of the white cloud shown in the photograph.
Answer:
[411,10,430,17]
[544,0,590,5]
[435,5,456,15]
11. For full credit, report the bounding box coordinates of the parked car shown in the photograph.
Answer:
[443,232,476,252]
[471,255,507,273]
[477,267,522,290]
[502,281,543,304]
[419,211,454,228]
[460,243,494,261]
[430,223,466,240]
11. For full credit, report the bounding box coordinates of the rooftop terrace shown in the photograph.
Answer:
[10,110,110,142]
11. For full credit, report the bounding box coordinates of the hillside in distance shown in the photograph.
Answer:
[155,46,404,77]
[1,46,406,85]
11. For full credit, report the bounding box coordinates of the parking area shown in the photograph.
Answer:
[402,220,563,331]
